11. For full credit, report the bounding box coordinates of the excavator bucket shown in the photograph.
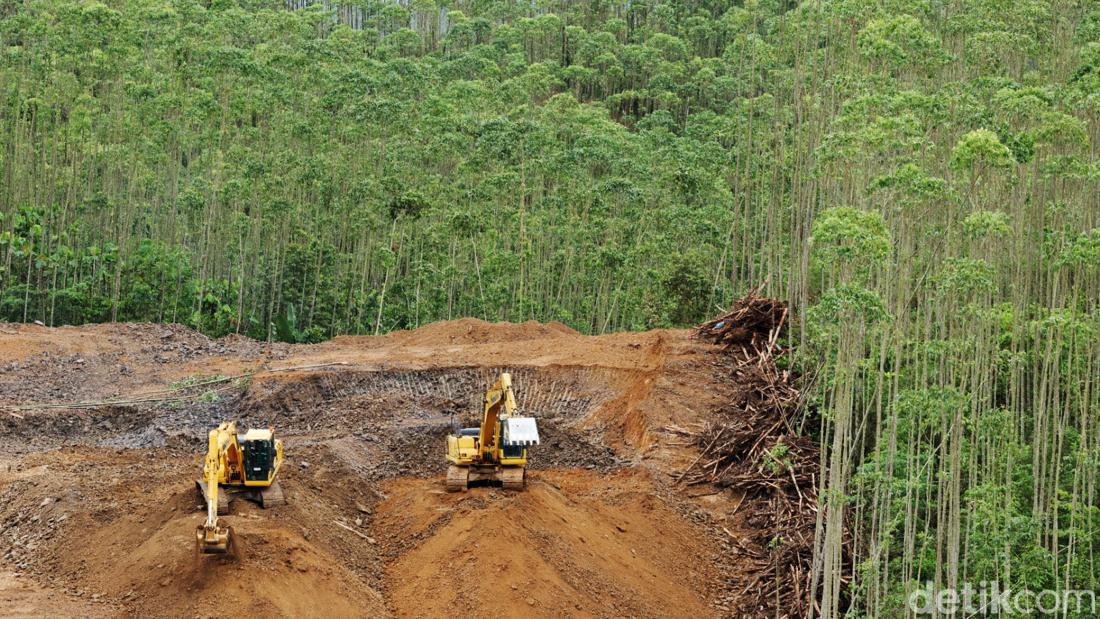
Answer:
[196,524,232,554]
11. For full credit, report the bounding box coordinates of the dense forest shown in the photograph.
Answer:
[1,0,1098,615]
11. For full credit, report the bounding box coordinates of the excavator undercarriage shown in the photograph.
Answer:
[196,479,287,513]
[445,463,527,492]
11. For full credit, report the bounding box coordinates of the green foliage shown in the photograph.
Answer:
[119,240,195,323]
[763,441,791,475]
[808,284,891,330]
[660,249,712,327]
[1059,228,1100,269]
[274,303,300,344]
[811,207,892,282]
[961,210,1011,239]
[857,15,948,72]
[950,129,1015,172]
[936,257,996,295]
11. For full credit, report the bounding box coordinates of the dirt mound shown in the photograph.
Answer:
[132,454,391,617]
[373,470,719,618]
[380,317,581,347]
[88,502,383,618]
[0,446,386,618]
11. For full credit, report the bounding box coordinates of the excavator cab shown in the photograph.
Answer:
[241,429,277,482]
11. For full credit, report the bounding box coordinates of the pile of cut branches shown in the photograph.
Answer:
[697,284,789,352]
[682,289,825,618]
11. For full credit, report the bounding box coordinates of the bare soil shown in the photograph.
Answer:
[0,319,750,618]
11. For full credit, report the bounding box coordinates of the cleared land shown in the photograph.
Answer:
[0,319,756,617]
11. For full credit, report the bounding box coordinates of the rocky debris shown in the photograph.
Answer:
[532,417,622,472]
[0,322,287,411]
[0,402,230,454]
[1,482,73,574]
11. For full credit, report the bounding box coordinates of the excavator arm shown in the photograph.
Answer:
[477,373,517,461]
[203,430,220,529]
[196,423,234,553]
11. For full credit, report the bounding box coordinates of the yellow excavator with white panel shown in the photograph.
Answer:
[445,372,540,491]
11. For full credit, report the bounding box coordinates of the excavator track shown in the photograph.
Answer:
[500,466,526,491]
[446,465,469,492]
[258,481,287,507]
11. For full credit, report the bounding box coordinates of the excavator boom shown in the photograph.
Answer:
[477,373,517,461]
[196,424,232,553]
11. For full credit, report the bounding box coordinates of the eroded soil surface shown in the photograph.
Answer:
[0,319,747,618]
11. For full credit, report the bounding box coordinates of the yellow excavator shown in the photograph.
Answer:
[445,372,540,491]
[195,421,286,553]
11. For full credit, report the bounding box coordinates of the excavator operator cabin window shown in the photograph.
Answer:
[242,440,273,481]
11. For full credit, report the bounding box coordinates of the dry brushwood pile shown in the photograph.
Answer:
[696,287,789,352]
[685,292,821,617]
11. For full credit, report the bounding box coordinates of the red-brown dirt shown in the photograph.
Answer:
[375,470,719,618]
[0,319,748,618]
